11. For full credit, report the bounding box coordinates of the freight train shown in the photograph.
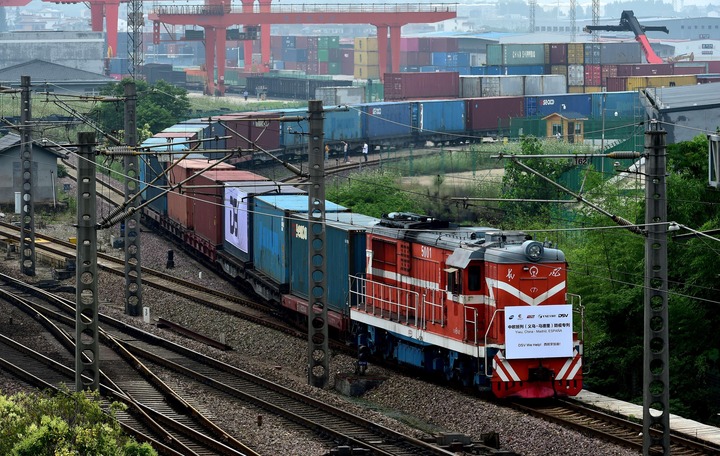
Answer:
[140,156,584,399]
[140,90,643,171]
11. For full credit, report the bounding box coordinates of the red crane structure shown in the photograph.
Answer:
[0,0,126,57]
[584,10,669,64]
[148,2,457,95]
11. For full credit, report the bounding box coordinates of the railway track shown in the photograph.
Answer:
[0,272,473,456]
[512,400,720,455]
[0,274,257,456]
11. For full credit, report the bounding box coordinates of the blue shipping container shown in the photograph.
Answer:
[222,182,305,263]
[591,91,641,119]
[362,102,413,139]
[324,108,364,142]
[277,108,309,149]
[502,65,545,75]
[524,93,592,118]
[253,195,348,287]
[414,99,466,133]
[289,213,378,314]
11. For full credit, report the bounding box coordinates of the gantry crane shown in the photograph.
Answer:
[584,10,669,64]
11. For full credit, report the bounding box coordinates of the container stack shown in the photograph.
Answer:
[354,37,380,79]
[269,35,343,75]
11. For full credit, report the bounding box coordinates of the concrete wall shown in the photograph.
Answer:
[0,146,58,205]
[0,31,105,74]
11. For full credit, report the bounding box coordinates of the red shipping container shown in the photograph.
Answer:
[606,76,627,92]
[431,37,458,52]
[401,37,419,52]
[584,64,602,86]
[219,112,281,163]
[673,64,707,75]
[616,63,673,77]
[166,159,235,229]
[295,36,309,49]
[465,96,525,131]
[319,62,328,74]
[191,170,269,247]
[417,51,432,66]
[601,64,617,86]
[418,38,432,52]
[706,61,720,73]
[307,62,319,74]
[307,37,318,49]
[271,36,283,49]
[549,43,568,65]
[383,72,459,100]
[341,51,354,75]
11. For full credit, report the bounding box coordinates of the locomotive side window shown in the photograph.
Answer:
[467,265,481,291]
[372,239,396,269]
[446,268,461,295]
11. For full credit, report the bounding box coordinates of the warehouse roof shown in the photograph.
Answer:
[0,59,113,82]
[643,83,720,113]
[0,133,66,158]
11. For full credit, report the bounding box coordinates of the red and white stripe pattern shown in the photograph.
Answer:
[555,350,583,381]
[492,352,521,382]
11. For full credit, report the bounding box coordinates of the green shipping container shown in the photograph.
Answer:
[318,36,339,48]
[318,49,329,62]
[503,44,546,66]
[328,62,341,75]
[487,44,502,66]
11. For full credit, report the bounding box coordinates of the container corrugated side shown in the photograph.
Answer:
[600,42,642,65]
[568,65,585,86]
[524,75,567,95]
[288,215,370,315]
[362,102,413,139]
[416,99,466,133]
[459,76,482,98]
[525,93,592,117]
[487,44,502,66]
[625,74,697,90]
[465,96,525,132]
[568,43,584,65]
[591,91,640,119]
[503,44,546,66]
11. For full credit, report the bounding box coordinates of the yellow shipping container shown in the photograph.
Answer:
[584,86,603,93]
[567,43,584,65]
[354,51,379,66]
[626,75,697,91]
[550,65,567,76]
[354,37,378,52]
[354,64,380,79]
[568,86,585,93]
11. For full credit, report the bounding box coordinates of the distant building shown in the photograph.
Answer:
[0,133,65,207]
[0,31,106,74]
[642,84,720,143]
[0,59,114,95]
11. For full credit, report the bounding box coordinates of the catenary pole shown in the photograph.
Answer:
[124,82,142,316]
[76,132,100,391]
[19,75,36,276]
[307,100,329,388]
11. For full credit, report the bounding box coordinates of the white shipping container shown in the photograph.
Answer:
[524,74,567,95]
[469,53,486,67]
[568,65,585,86]
[315,86,366,106]
[459,76,483,98]
[482,76,524,97]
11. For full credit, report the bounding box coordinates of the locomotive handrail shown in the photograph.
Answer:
[484,308,505,378]
[349,276,421,327]
[464,306,478,345]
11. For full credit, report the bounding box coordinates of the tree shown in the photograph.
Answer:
[90,79,191,137]
[0,387,157,455]
[499,136,575,226]
[326,169,421,218]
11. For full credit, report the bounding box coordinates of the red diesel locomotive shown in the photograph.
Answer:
[349,213,583,398]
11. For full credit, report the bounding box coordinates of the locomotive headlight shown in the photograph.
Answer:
[525,241,544,261]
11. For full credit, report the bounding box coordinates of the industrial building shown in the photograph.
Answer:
[0,133,65,207]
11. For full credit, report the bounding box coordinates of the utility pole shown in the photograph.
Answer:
[124,82,142,316]
[19,75,36,276]
[76,132,100,392]
[643,122,670,456]
[307,100,329,388]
